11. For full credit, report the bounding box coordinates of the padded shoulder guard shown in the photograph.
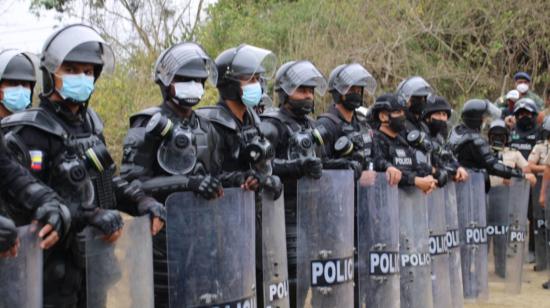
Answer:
[196,106,239,131]
[86,107,104,135]
[129,106,162,127]
[1,108,66,138]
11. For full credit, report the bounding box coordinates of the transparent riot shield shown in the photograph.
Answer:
[532,176,547,271]
[505,178,530,294]
[261,191,290,308]
[296,170,354,308]
[487,184,510,278]
[166,188,256,307]
[357,171,400,308]
[455,170,488,301]
[398,186,433,308]
[444,182,464,308]
[0,225,42,308]
[427,188,451,308]
[85,215,154,308]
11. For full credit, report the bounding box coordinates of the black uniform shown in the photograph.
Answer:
[448,124,523,179]
[120,102,223,308]
[373,130,432,187]
[509,126,540,159]
[315,104,375,170]
[196,100,275,184]
[1,99,154,307]
[260,107,321,296]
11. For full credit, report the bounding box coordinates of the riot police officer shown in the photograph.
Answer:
[259,60,327,304]
[448,99,528,181]
[0,49,36,118]
[421,95,469,184]
[487,119,536,186]
[371,93,436,192]
[509,97,543,263]
[510,97,541,159]
[0,50,72,252]
[315,63,400,181]
[1,24,165,307]
[395,76,433,135]
[120,42,223,308]
[196,44,282,195]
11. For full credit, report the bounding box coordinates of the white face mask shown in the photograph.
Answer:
[516,83,529,94]
[173,81,204,105]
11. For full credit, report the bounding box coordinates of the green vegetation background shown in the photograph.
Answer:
[78,0,549,164]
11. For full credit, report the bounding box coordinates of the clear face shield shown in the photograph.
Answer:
[41,24,115,76]
[279,61,327,96]
[333,63,377,96]
[155,43,217,87]
[227,45,277,83]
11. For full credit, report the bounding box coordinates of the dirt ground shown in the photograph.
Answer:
[465,263,550,308]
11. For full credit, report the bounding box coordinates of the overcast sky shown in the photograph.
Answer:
[0,0,215,54]
[0,0,83,53]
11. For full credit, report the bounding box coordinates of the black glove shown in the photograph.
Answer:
[323,158,362,180]
[299,157,323,179]
[264,175,283,200]
[0,216,17,253]
[219,171,247,188]
[137,196,166,222]
[434,168,449,188]
[86,209,124,236]
[33,200,72,239]
[189,175,223,200]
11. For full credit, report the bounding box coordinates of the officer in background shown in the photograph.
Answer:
[487,119,536,187]
[508,97,541,262]
[509,97,541,159]
[371,93,436,192]
[0,49,37,118]
[120,42,223,308]
[530,116,550,180]
[196,44,282,196]
[501,89,520,128]
[448,99,529,183]
[395,76,433,135]
[421,95,469,184]
[1,24,165,307]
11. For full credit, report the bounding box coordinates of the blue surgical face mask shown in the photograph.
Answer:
[241,82,262,107]
[1,85,31,113]
[57,74,95,103]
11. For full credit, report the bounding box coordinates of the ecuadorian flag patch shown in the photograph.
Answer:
[29,150,43,171]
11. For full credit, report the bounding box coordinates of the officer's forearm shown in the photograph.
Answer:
[139,175,194,195]
[272,158,302,177]
[398,170,417,187]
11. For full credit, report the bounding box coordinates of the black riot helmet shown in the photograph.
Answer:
[40,24,115,96]
[0,49,37,97]
[0,50,37,84]
[274,60,327,116]
[488,119,509,148]
[371,92,405,121]
[460,99,501,130]
[396,76,433,116]
[513,97,538,117]
[154,42,217,107]
[422,95,452,120]
[328,63,377,110]
[215,44,277,102]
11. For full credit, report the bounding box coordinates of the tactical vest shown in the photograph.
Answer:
[2,107,116,211]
